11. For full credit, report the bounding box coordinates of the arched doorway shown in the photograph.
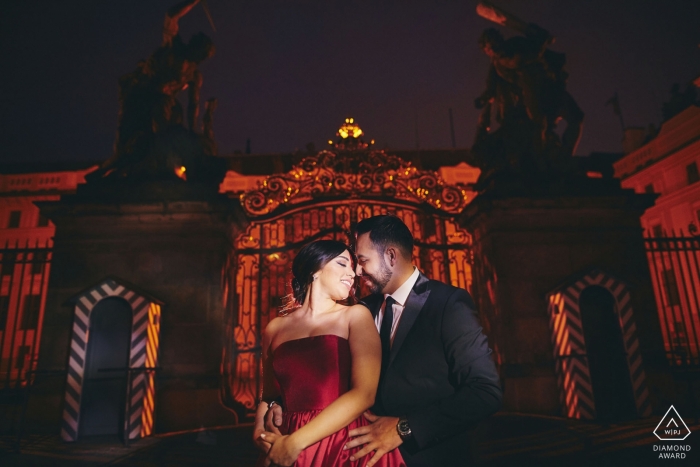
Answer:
[547,269,652,419]
[579,285,637,420]
[61,278,163,442]
[79,297,132,438]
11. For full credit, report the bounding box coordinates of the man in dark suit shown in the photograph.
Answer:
[344,215,502,466]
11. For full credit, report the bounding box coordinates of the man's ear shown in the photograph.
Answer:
[385,246,398,267]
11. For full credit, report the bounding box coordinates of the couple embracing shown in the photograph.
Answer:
[254,215,502,466]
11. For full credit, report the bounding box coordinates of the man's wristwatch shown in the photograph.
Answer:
[396,417,412,441]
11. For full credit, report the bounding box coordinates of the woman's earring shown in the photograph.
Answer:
[313,275,318,281]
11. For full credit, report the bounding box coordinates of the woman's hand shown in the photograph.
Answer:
[253,426,272,455]
[260,432,303,467]
[254,400,282,457]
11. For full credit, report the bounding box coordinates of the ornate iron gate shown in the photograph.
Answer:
[219,150,474,417]
[0,239,52,435]
[644,233,700,367]
[0,240,52,389]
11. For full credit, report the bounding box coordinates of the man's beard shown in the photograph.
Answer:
[362,259,392,295]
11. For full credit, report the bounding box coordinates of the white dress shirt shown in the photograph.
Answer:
[374,267,420,345]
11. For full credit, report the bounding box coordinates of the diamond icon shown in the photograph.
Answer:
[653,405,691,441]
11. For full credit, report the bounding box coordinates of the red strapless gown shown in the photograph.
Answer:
[269,334,406,467]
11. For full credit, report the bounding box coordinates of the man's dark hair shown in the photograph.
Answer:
[355,215,413,260]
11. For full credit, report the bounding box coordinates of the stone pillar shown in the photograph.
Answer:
[28,180,248,435]
[459,180,675,416]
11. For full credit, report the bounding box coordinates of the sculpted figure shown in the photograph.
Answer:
[202,97,218,155]
[474,1,583,161]
[151,0,215,133]
[95,0,216,180]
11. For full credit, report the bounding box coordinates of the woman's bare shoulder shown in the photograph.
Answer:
[264,315,289,339]
[344,303,374,324]
[347,302,371,313]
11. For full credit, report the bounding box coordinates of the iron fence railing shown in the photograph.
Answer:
[644,233,700,369]
[0,239,52,390]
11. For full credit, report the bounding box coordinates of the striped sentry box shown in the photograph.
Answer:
[547,269,652,420]
[61,277,163,442]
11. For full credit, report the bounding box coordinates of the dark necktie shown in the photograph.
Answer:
[380,296,395,371]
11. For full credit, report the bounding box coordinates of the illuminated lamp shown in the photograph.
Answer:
[175,166,187,180]
[337,118,363,140]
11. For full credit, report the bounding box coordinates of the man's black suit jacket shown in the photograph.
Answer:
[362,272,502,467]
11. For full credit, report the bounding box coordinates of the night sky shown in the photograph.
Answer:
[1,0,699,165]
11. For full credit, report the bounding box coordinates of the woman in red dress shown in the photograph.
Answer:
[253,240,405,467]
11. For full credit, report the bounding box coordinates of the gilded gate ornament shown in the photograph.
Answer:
[240,150,471,216]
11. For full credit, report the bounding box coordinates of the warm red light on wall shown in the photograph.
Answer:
[586,171,603,179]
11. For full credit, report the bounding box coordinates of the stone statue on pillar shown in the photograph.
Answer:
[470,1,585,188]
[88,0,222,184]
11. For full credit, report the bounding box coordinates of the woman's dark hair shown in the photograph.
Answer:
[354,215,413,260]
[281,239,356,314]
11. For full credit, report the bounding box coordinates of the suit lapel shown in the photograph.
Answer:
[389,272,431,366]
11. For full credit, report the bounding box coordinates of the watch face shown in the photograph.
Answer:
[398,419,411,435]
